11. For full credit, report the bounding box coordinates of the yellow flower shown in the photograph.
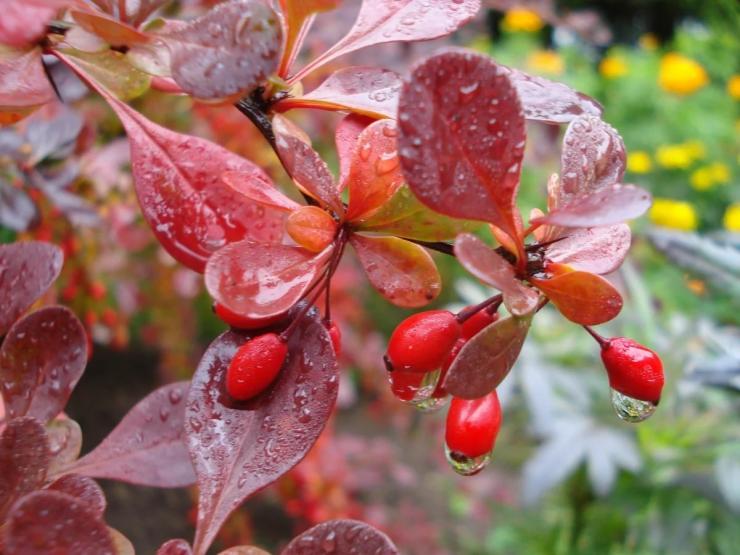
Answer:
[656,144,693,169]
[599,55,628,79]
[710,162,730,183]
[684,140,706,160]
[526,50,564,75]
[627,151,652,173]
[723,203,740,232]
[728,75,740,100]
[501,8,544,33]
[690,166,715,191]
[659,53,709,95]
[639,33,659,51]
[649,198,698,231]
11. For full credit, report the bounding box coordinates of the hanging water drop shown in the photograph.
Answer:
[610,389,656,423]
[412,394,449,413]
[444,443,491,476]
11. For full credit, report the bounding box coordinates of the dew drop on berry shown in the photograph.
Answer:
[412,394,449,413]
[444,443,491,476]
[610,389,656,423]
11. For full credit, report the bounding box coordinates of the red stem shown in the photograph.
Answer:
[456,294,503,324]
[583,325,610,348]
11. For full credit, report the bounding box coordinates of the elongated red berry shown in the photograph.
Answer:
[601,338,664,404]
[460,308,498,339]
[389,370,425,402]
[445,391,502,458]
[386,310,461,373]
[226,333,288,401]
[327,321,341,356]
[214,303,284,330]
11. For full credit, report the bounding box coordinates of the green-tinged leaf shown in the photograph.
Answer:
[54,48,151,100]
[530,271,623,325]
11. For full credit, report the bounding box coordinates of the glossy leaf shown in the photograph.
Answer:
[164,0,282,100]
[280,67,401,119]
[0,416,50,521]
[205,241,331,320]
[443,314,532,399]
[46,474,106,518]
[273,115,343,214]
[3,490,115,555]
[0,49,55,125]
[282,519,399,555]
[345,119,404,221]
[58,52,287,272]
[397,50,527,249]
[278,0,339,76]
[0,1,60,49]
[544,224,631,275]
[335,114,373,187]
[158,539,193,555]
[0,241,62,335]
[0,307,87,423]
[71,10,150,47]
[46,418,83,476]
[186,309,339,555]
[286,206,338,253]
[290,0,480,82]
[88,0,171,27]
[534,184,651,228]
[530,271,623,325]
[357,184,478,241]
[454,233,539,316]
[350,234,441,307]
[222,170,300,213]
[71,381,195,487]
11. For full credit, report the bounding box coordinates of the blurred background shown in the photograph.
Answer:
[2,0,738,553]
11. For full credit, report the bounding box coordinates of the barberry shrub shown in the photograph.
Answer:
[0,0,663,553]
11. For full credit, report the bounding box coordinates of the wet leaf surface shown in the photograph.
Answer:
[46,474,106,518]
[0,306,87,423]
[281,519,398,555]
[70,9,150,47]
[286,206,338,253]
[530,271,623,325]
[544,224,631,275]
[335,114,374,188]
[0,49,54,124]
[46,418,83,476]
[157,539,193,555]
[278,0,339,76]
[0,1,60,49]
[222,170,300,212]
[56,48,151,101]
[186,308,339,554]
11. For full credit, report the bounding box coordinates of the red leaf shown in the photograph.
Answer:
[454,233,539,316]
[220,547,269,555]
[158,539,193,555]
[47,418,83,476]
[70,9,150,47]
[286,206,338,253]
[345,119,404,221]
[0,49,55,125]
[273,115,343,215]
[282,520,399,555]
[289,0,480,83]
[205,241,332,320]
[279,67,401,119]
[3,490,115,555]
[544,224,631,275]
[0,416,50,521]
[350,235,441,307]
[0,241,63,336]
[164,0,282,100]
[397,50,527,250]
[108,0,170,27]
[222,170,300,212]
[335,114,374,188]
[58,51,287,272]
[186,309,338,555]
[534,184,651,228]
[530,271,623,325]
[46,474,106,519]
[0,1,58,49]
[0,307,87,423]
[443,314,532,399]
[70,382,195,488]
[277,0,340,76]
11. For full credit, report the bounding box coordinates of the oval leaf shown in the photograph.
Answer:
[0,49,54,125]
[350,234,441,307]
[158,539,193,555]
[46,418,83,476]
[335,114,374,188]
[4,490,115,555]
[46,474,106,518]
[0,241,63,336]
[0,416,50,521]
[0,1,58,49]
[443,314,532,399]
[71,9,150,47]
[222,170,301,212]
[282,520,398,555]
[164,0,282,100]
[56,48,151,101]
[286,206,338,253]
[0,306,87,423]
[186,308,339,555]
[544,224,631,275]
[397,50,527,246]
[70,381,195,488]
[454,234,539,316]
[530,271,623,325]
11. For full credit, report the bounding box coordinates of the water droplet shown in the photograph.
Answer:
[321,530,337,553]
[169,389,182,405]
[610,389,656,423]
[412,395,449,413]
[444,443,491,476]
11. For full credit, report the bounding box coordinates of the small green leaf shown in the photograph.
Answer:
[55,48,150,100]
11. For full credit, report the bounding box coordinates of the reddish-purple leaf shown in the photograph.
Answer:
[0,416,50,521]
[46,418,83,476]
[164,0,282,100]
[158,539,193,555]
[0,241,63,336]
[3,491,115,555]
[273,115,343,215]
[349,235,441,308]
[0,306,87,424]
[397,50,527,249]
[186,308,339,555]
[57,51,287,272]
[557,115,625,207]
[503,67,603,124]
[279,67,401,119]
[70,381,195,488]
[0,1,60,49]
[46,474,106,519]
[443,314,532,399]
[544,224,631,275]
[290,0,480,83]
[70,9,150,47]
[335,114,374,188]
[222,170,301,213]
[534,184,651,228]
[0,49,55,125]
[282,520,399,555]
[220,547,270,555]
[530,271,623,325]
[454,233,539,316]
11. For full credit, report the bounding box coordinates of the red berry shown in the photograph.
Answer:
[89,281,107,301]
[445,391,502,458]
[327,321,341,356]
[226,333,288,401]
[601,338,664,404]
[460,308,498,339]
[433,338,466,398]
[389,370,425,402]
[386,310,460,373]
[214,303,284,330]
